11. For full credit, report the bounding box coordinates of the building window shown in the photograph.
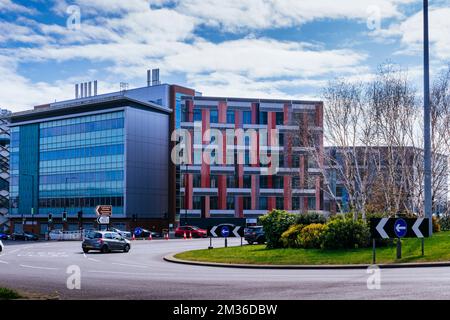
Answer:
[210,175,218,188]
[293,154,300,168]
[260,176,268,188]
[193,196,202,209]
[243,111,252,124]
[259,197,268,210]
[292,197,300,210]
[226,196,234,210]
[243,175,251,188]
[273,176,284,189]
[279,133,284,146]
[276,112,284,125]
[243,196,251,210]
[226,110,235,124]
[276,197,284,210]
[308,197,316,210]
[226,175,235,188]
[193,109,202,122]
[210,196,218,210]
[210,110,218,123]
[259,112,268,125]
[193,174,201,188]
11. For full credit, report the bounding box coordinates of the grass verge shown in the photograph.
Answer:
[175,231,450,265]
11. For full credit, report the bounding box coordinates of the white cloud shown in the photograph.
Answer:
[3,0,412,110]
[371,6,450,60]
[164,0,419,31]
[0,0,37,14]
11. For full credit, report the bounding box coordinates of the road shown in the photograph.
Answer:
[1,238,450,299]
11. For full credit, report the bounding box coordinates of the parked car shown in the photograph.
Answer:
[0,233,9,240]
[12,231,39,241]
[175,225,207,238]
[111,227,132,239]
[82,231,130,253]
[133,227,161,238]
[244,226,266,244]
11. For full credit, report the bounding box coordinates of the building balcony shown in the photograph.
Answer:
[227,188,251,195]
[308,168,322,175]
[259,188,284,196]
[292,189,316,196]
[181,187,218,196]
[210,210,235,215]
[292,103,316,112]
[292,147,315,153]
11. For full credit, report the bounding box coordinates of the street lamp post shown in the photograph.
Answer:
[423,0,433,235]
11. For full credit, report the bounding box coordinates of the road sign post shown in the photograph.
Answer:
[372,238,376,264]
[207,224,244,249]
[371,218,430,262]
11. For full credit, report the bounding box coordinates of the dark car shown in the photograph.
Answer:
[244,226,266,244]
[82,231,130,253]
[175,225,207,238]
[133,227,161,239]
[12,231,39,241]
[0,233,9,240]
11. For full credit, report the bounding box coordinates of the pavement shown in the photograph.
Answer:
[1,238,450,299]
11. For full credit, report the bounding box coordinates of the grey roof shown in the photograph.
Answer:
[9,94,171,123]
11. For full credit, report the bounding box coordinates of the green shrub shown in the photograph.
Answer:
[298,223,327,249]
[280,224,304,248]
[321,218,370,249]
[433,216,441,233]
[439,214,450,231]
[0,287,21,300]
[296,212,327,225]
[259,210,297,248]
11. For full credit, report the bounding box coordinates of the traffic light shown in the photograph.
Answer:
[48,213,53,223]
[77,210,83,222]
[62,211,67,222]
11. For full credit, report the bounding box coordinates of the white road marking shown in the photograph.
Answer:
[88,258,100,262]
[19,264,59,270]
[88,270,148,276]
[83,253,87,259]
[0,260,9,264]
[112,262,149,269]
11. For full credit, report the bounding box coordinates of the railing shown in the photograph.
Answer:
[48,229,89,241]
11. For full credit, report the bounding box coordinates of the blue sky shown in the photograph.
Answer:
[0,0,449,111]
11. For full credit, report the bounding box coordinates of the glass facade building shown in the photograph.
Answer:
[10,111,125,218]
[9,92,173,233]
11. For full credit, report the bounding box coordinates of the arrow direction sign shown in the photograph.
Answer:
[209,226,218,237]
[96,205,112,216]
[394,219,407,238]
[412,218,424,238]
[221,226,230,237]
[97,215,110,225]
[232,226,241,238]
[376,218,389,239]
[370,218,430,239]
[208,224,244,238]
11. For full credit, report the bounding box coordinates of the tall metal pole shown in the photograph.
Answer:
[423,0,433,235]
